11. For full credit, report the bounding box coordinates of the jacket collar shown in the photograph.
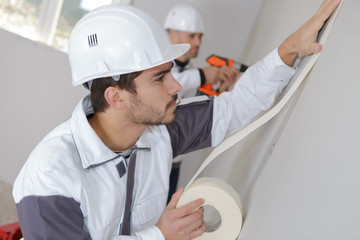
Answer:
[70,95,150,169]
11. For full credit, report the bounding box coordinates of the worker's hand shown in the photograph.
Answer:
[278,0,341,66]
[202,66,220,85]
[157,188,206,240]
[217,66,240,93]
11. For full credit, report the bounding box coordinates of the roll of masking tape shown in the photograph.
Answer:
[177,177,243,240]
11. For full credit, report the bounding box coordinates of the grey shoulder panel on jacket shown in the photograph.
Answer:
[176,95,210,107]
[16,195,91,239]
[166,95,214,158]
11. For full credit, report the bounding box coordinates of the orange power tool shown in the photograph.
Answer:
[197,55,249,96]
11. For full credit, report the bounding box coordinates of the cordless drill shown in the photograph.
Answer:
[197,55,249,96]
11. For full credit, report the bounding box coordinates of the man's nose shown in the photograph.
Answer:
[193,36,202,46]
[167,73,182,95]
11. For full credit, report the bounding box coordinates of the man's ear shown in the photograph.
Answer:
[104,86,126,109]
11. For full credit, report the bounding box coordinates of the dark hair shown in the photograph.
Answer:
[90,71,142,113]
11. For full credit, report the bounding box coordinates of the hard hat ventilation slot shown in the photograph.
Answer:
[88,34,98,48]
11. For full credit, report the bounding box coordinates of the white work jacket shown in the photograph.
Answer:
[13,49,296,240]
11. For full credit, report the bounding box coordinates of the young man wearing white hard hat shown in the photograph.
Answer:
[13,1,341,239]
[164,3,240,99]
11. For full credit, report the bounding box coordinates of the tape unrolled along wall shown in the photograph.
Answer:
[177,177,243,239]
[175,2,343,239]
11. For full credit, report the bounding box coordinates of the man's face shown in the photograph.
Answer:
[126,62,182,126]
[171,30,203,60]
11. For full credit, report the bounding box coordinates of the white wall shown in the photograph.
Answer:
[0,29,87,184]
[242,0,325,64]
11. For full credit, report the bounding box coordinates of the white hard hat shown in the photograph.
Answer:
[164,4,205,33]
[68,5,190,87]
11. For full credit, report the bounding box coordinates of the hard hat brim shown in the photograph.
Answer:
[166,43,190,65]
[72,43,190,86]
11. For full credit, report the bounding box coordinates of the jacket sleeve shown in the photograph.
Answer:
[16,196,91,240]
[13,166,91,240]
[211,48,297,146]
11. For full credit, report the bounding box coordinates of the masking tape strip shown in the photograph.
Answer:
[177,2,343,239]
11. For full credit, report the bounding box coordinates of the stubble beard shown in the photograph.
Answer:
[128,94,178,126]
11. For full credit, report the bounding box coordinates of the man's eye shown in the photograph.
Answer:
[156,75,164,81]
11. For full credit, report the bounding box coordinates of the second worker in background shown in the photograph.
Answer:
[164,3,240,99]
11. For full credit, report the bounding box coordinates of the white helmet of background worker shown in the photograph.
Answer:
[68,5,190,87]
[164,3,205,33]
